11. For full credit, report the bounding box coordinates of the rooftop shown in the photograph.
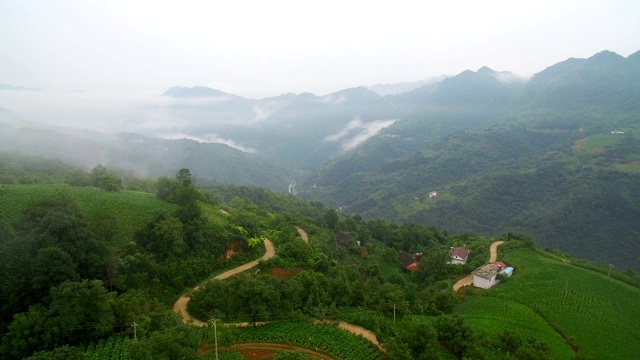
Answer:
[451,247,469,259]
[472,263,500,279]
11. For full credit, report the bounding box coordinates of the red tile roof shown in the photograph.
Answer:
[492,261,507,269]
[451,247,469,260]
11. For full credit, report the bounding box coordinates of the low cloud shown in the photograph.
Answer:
[160,132,256,153]
[324,117,397,150]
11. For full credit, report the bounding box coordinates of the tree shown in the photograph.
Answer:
[434,315,474,356]
[31,246,80,302]
[49,280,115,343]
[136,214,185,259]
[323,209,339,231]
[90,164,122,191]
[64,168,90,187]
[0,305,51,359]
[395,320,439,359]
[156,176,180,203]
[385,338,413,360]
[231,275,282,325]
[498,330,523,355]
[176,168,192,186]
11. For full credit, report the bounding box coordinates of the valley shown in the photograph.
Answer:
[1,48,640,359]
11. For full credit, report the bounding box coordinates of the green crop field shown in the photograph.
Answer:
[572,133,624,154]
[454,297,574,359]
[0,184,175,246]
[235,321,384,360]
[471,246,640,360]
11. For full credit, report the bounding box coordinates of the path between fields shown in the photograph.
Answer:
[296,227,309,243]
[173,239,275,326]
[326,321,383,351]
[453,240,504,292]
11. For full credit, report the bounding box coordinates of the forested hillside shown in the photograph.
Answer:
[1,158,639,359]
[299,50,640,270]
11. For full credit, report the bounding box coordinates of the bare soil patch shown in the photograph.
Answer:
[267,266,304,281]
[232,343,334,360]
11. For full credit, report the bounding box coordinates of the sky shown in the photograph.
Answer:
[1,0,640,99]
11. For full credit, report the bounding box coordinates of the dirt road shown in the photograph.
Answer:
[453,274,474,291]
[490,240,504,262]
[173,239,275,325]
[337,322,383,350]
[173,233,384,352]
[296,227,309,243]
[452,240,504,292]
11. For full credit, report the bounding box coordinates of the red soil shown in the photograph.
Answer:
[267,267,304,280]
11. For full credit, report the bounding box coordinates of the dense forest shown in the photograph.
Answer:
[1,153,639,359]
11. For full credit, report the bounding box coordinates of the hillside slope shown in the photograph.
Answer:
[0,112,292,191]
[299,50,640,270]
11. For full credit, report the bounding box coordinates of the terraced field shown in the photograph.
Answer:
[465,247,640,360]
[0,184,174,245]
[455,297,574,359]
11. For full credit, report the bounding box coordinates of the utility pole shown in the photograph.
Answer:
[212,319,219,360]
[132,322,138,341]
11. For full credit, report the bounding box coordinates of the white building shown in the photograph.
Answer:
[472,263,501,289]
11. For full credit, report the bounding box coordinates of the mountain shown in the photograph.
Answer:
[155,86,401,169]
[2,50,638,271]
[297,50,640,270]
[367,76,448,96]
[0,110,292,191]
[162,85,235,98]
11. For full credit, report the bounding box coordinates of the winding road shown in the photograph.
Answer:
[173,239,275,326]
[452,240,504,291]
[173,226,383,352]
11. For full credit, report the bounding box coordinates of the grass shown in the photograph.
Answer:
[475,247,640,360]
[612,160,640,173]
[572,133,624,154]
[454,297,574,359]
[0,184,175,246]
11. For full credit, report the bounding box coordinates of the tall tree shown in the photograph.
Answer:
[49,280,115,343]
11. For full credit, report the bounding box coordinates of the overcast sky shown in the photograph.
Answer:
[1,0,639,98]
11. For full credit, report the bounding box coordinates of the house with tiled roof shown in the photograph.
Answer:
[450,247,470,265]
[399,251,423,272]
